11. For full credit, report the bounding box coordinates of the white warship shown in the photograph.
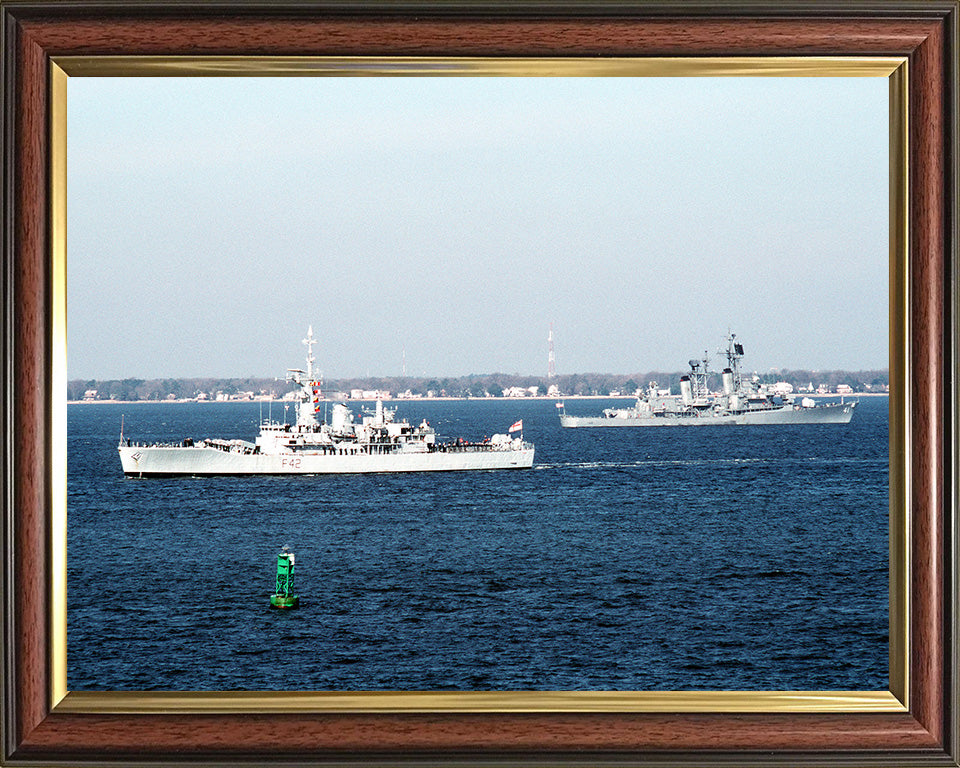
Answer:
[558,333,857,427]
[118,328,534,476]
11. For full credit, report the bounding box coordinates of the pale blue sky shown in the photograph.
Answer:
[67,76,888,379]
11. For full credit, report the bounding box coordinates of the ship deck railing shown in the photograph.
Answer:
[120,439,197,448]
[280,441,528,456]
[431,441,531,453]
[119,438,257,454]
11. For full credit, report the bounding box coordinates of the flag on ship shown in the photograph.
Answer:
[509,420,522,433]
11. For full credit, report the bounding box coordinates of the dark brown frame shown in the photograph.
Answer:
[2,2,957,766]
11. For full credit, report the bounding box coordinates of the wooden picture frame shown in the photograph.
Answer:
[2,2,957,765]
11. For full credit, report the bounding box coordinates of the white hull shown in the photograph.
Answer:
[560,401,856,427]
[118,327,534,476]
[119,444,535,476]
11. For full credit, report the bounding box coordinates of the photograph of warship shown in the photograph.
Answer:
[118,328,534,476]
[558,333,858,427]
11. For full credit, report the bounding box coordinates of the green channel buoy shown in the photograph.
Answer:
[269,546,299,609]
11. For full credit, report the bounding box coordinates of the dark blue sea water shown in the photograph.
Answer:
[67,397,888,691]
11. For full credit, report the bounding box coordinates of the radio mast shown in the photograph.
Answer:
[547,323,556,379]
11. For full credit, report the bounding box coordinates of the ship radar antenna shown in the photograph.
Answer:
[302,325,317,381]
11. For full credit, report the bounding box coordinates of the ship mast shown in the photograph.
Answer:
[724,332,744,391]
[284,326,319,429]
[303,325,317,382]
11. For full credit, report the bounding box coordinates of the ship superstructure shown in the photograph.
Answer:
[559,333,857,427]
[119,328,534,476]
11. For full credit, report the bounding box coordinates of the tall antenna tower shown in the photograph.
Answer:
[547,323,556,379]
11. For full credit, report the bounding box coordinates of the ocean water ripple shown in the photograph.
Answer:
[68,396,889,691]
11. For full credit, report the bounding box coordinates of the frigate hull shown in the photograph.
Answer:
[119,444,535,476]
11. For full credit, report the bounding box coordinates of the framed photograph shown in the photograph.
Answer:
[2,2,957,766]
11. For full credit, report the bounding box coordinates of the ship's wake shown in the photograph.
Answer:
[534,456,886,471]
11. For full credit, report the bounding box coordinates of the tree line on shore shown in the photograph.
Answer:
[68,368,890,402]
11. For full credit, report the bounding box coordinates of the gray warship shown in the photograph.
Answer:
[558,333,857,427]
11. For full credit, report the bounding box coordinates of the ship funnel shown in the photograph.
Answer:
[298,399,318,428]
[722,368,735,395]
[331,403,352,433]
[679,375,693,405]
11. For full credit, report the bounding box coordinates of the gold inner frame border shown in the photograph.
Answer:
[49,55,909,715]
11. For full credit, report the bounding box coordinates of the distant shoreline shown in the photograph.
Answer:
[68,392,889,405]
